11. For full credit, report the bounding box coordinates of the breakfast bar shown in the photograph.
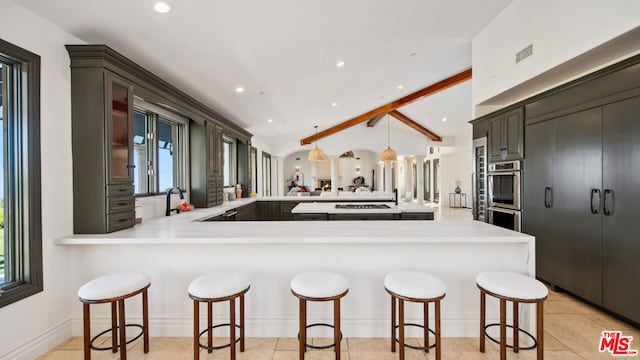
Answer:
[56,203,535,339]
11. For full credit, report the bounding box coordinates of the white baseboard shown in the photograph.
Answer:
[0,319,71,360]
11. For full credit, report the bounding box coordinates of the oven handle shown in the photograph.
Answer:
[487,206,520,215]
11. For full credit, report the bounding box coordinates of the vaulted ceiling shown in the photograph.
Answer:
[16,0,513,154]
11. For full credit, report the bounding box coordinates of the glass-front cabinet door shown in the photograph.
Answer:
[106,72,133,183]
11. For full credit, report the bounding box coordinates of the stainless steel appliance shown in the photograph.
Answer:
[488,160,521,210]
[472,137,488,221]
[486,160,521,231]
[487,206,521,232]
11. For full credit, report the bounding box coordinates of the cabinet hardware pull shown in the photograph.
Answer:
[118,202,128,206]
[604,189,614,216]
[590,189,601,214]
[544,187,553,208]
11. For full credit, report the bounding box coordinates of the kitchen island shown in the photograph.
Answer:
[56,203,535,339]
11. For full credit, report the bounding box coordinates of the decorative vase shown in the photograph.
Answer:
[455,186,462,194]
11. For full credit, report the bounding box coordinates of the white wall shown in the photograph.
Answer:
[473,0,640,109]
[0,2,84,359]
[439,126,473,208]
[337,150,377,190]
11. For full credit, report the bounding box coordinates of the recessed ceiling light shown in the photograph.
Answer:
[441,117,448,122]
[153,1,171,13]
[336,60,346,68]
[397,85,404,89]
[332,102,338,107]
[235,87,244,93]
[267,119,273,123]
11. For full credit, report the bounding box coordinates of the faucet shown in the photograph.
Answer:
[165,187,184,216]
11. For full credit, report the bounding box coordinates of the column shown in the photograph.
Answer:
[330,156,339,192]
[276,156,285,196]
[377,162,385,191]
[384,161,393,193]
[414,155,426,205]
[404,156,414,202]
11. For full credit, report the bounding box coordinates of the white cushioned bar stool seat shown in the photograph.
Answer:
[290,271,349,299]
[476,271,548,360]
[189,272,250,360]
[78,273,151,301]
[78,273,151,360]
[291,271,349,360]
[188,273,251,300]
[384,271,446,300]
[384,271,446,360]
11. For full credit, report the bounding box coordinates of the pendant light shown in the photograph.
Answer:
[380,114,398,162]
[308,125,328,161]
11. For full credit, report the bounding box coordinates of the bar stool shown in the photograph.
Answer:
[476,271,548,360]
[188,272,250,360]
[290,271,349,360]
[78,273,151,360]
[384,271,446,360]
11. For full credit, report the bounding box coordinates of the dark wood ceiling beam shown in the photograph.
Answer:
[366,114,386,127]
[388,110,443,142]
[300,68,471,145]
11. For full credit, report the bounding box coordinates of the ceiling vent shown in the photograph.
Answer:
[516,44,533,63]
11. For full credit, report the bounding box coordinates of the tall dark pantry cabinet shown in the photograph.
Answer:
[522,56,640,324]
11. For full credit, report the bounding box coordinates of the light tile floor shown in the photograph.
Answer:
[39,288,639,359]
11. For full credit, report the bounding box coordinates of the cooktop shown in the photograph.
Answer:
[335,204,391,209]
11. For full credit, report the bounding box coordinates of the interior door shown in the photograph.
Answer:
[523,119,555,283]
[602,95,640,323]
[553,107,603,305]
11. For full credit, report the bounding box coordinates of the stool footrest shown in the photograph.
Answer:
[90,324,144,351]
[197,323,242,351]
[297,323,343,350]
[393,323,437,351]
[484,323,537,351]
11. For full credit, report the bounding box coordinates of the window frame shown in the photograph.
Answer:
[132,100,187,196]
[262,151,272,196]
[222,136,236,188]
[0,38,42,308]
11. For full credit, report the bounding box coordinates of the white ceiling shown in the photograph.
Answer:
[16,0,513,155]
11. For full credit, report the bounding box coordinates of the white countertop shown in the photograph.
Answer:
[291,202,435,214]
[56,199,531,245]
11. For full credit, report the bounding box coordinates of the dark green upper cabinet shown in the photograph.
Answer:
[105,72,134,184]
[488,107,524,162]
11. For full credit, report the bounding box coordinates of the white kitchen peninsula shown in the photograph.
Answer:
[57,204,535,339]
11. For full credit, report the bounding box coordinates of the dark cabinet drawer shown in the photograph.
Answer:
[401,212,434,220]
[107,196,134,213]
[107,183,134,196]
[107,211,135,232]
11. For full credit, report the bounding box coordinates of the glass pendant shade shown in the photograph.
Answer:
[308,145,328,161]
[380,146,398,162]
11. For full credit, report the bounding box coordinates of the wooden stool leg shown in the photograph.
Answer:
[391,295,396,353]
[142,289,149,353]
[334,298,341,359]
[240,294,245,352]
[479,290,486,352]
[299,299,306,360]
[499,299,506,360]
[111,302,118,353]
[83,303,91,360]
[513,301,519,353]
[207,302,213,353]
[424,301,430,353]
[399,299,405,360]
[435,300,441,360]
[230,297,236,360]
[193,300,200,360]
[537,301,544,360]
[118,299,127,360]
